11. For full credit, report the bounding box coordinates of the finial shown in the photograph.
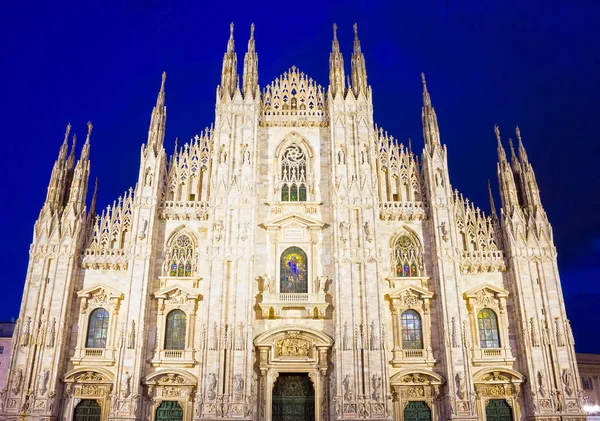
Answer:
[333,23,338,40]
[421,72,426,86]
[250,23,255,38]
[353,22,358,38]
[230,22,234,38]
[161,71,166,90]
[515,125,521,140]
[64,123,71,142]
[508,138,517,160]
[421,73,431,106]
[87,121,93,138]
[494,125,501,143]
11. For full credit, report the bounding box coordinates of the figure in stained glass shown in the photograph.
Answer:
[280,247,308,293]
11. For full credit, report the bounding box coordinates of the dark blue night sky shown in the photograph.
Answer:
[1,1,599,351]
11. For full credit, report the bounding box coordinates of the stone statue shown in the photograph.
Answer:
[339,221,350,243]
[38,369,49,396]
[371,374,382,400]
[318,276,328,293]
[234,373,244,393]
[122,371,131,398]
[262,274,271,293]
[342,375,353,401]
[364,222,373,242]
[127,320,136,349]
[537,371,547,397]
[138,219,148,240]
[562,369,574,396]
[12,369,23,395]
[207,373,217,400]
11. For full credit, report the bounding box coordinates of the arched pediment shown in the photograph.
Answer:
[63,367,115,383]
[473,367,525,384]
[254,325,333,348]
[143,369,198,386]
[390,369,444,386]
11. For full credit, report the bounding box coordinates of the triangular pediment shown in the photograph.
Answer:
[77,283,124,300]
[154,284,200,301]
[463,283,509,299]
[387,285,433,301]
[262,211,325,229]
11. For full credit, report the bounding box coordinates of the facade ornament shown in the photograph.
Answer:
[555,317,565,347]
[234,373,244,396]
[243,146,251,165]
[262,274,272,293]
[565,319,575,344]
[339,221,350,244]
[318,276,328,293]
[38,369,49,396]
[455,372,466,400]
[530,318,540,347]
[239,221,249,242]
[213,220,224,241]
[274,337,310,357]
[122,371,131,398]
[451,317,458,348]
[138,219,148,240]
[369,320,379,350]
[542,319,550,345]
[46,317,56,348]
[364,222,373,242]
[371,374,382,401]
[235,322,245,351]
[342,375,353,401]
[20,317,31,347]
[537,371,547,397]
[440,221,449,242]
[207,373,217,400]
[127,320,136,349]
[561,369,574,396]
[12,368,23,394]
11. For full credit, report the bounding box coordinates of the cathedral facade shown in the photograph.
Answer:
[0,23,587,421]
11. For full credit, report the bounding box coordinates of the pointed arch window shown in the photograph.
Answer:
[477,308,500,348]
[394,234,420,277]
[280,144,308,202]
[168,235,194,277]
[86,308,109,349]
[280,247,308,293]
[401,310,423,349]
[165,309,187,350]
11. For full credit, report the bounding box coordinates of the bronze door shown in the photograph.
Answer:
[485,399,513,421]
[74,399,101,421]
[272,373,315,421]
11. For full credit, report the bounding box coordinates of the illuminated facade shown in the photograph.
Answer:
[0,23,587,421]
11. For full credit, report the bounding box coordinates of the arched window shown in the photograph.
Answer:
[280,247,308,293]
[401,310,423,349]
[86,308,109,349]
[168,234,194,277]
[478,308,500,348]
[280,144,308,202]
[394,234,420,277]
[165,309,187,350]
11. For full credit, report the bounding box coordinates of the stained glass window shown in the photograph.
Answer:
[478,308,500,348]
[86,308,109,349]
[280,247,308,293]
[281,144,308,202]
[401,310,423,349]
[394,234,420,277]
[168,235,194,277]
[165,309,187,350]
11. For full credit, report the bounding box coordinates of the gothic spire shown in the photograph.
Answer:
[220,22,238,99]
[421,73,441,149]
[146,72,167,156]
[351,23,368,97]
[58,123,71,162]
[242,23,258,98]
[488,179,498,221]
[44,124,74,210]
[515,126,529,164]
[329,23,345,99]
[68,122,92,207]
[495,125,521,211]
[81,121,92,162]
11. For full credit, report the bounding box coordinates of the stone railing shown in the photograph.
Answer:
[259,292,329,319]
[459,250,506,274]
[379,201,428,221]
[81,249,129,271]
[160,201,210,221]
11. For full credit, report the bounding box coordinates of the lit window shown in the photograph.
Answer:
[582,377,594,390]
[280,247,308,293]
[281,144,308,202]
[165,309,187,350]
[169,235,194,277]
[394,235,420,277]
[477,308,500,348]
[401,310,423,349]
[86,308,109,349]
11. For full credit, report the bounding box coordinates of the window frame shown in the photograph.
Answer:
[164,309,188,350]
[85,308,110,349]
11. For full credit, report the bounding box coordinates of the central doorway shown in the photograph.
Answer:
[272,373,315,421]
[485,399,513,421]
[156,401,183,421]
[74,399,101,421]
